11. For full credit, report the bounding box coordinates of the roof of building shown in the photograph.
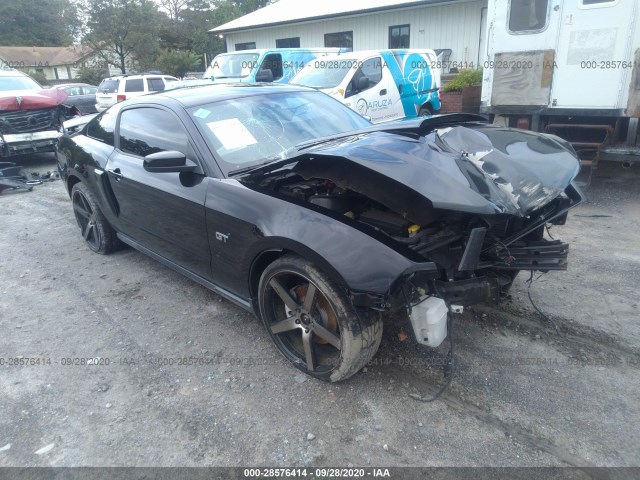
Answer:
[0,46,94,68]
[211,0,460,33]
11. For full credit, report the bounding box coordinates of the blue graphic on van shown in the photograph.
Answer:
[383,50,440,116]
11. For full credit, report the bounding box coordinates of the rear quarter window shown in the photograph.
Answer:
[147,78,165,92]
[125,79,144,92]
[86,109,117,145]
[98,79,119,93]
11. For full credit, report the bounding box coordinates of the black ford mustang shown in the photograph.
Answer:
[57,84,583,382]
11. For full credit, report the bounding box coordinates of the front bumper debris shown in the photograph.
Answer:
[0,130,61,157]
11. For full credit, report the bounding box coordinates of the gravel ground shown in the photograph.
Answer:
[0,155,639,469]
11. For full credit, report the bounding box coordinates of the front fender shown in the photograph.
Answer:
[205,179,433,302]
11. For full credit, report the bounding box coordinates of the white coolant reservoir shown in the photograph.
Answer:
[409,296,448,347]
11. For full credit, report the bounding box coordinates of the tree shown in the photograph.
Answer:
[83,0,164,73]
[76,66,110,85]
[164,0,274,71]
[0,0,80,46]
[232,0,273,16]
[156,50,201,77]
[159,0,190,22]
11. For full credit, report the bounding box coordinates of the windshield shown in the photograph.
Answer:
[291,58,357,89]
[0,75,41,91]
[189,91,370,175]
[209,53,260,79]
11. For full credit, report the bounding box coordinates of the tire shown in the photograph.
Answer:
[419,105,433,116]
[71,182,119,254]
[258,254,383,382]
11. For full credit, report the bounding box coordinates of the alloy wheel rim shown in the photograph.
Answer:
[72,190,100,250]
[264,271,341,373]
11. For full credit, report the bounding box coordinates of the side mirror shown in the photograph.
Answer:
[255,69,274,83]
[143,151,198,173]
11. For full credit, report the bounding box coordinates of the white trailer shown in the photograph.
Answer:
[480,0,640,166]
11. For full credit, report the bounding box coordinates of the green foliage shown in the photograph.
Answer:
[158,0,275,70]
[442,69,483,93]
[83,0,164,73]
[76,66,109,86]
[0,0,273,76]
[156,50,201,77]
[0,0,80,46]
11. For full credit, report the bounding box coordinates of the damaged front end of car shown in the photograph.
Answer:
[0,88,80,158]
[240,115,583,347]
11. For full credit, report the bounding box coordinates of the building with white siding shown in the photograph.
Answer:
[210,0,488,68]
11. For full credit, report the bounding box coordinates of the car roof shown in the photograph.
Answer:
[103,74,177,80]
[215,48,339,55]
[312,49,437,62]
[57,83,93,88]
[0,68,30,78]
[135,83,317,108]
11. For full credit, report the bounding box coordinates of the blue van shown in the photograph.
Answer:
[291,49,441,123]
[203,48,343,84]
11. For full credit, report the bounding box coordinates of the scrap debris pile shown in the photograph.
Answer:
[0,162,59,194]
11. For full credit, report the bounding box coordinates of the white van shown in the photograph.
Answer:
[203,48,343,84]
[291,49,441,123]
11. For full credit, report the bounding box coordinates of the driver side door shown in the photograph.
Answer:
[105,106,212,279]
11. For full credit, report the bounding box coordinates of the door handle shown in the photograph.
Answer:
[107,168,123,181]
[380,89,387,96]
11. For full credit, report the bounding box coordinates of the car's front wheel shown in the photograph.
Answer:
[419,105,433,116]
[71,182,119,254]
[258,255,382,382]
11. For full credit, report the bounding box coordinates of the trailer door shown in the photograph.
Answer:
[487,0,562,107]
[551,0,637,108]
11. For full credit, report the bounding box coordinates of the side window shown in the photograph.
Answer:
[125,78,144,92]
[347,58,382,97]
[261,53,283,80]
[66,87,82,96]
[118,108,188,158]
[86,109,117,145]
[236,42,256,51]
[276,37,300,48]
[389,25,410,49]
[147,77,165,92]
[324,31,353,50]
[83,86,97,94]
[508,0,549,33]
[582,0,615,4]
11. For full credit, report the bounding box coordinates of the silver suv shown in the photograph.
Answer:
[95,74,178,112]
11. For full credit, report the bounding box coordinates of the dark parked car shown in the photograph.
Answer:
[56,83,98,114]
[57,84,583,382]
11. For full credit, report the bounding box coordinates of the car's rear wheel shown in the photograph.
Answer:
[258,255,382,382]
[71,182,118,254]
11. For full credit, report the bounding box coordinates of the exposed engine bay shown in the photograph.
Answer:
[244,162,580,309]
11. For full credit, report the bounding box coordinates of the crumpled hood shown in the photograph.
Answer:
[0,88,69,111]
[301,124,580,216]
